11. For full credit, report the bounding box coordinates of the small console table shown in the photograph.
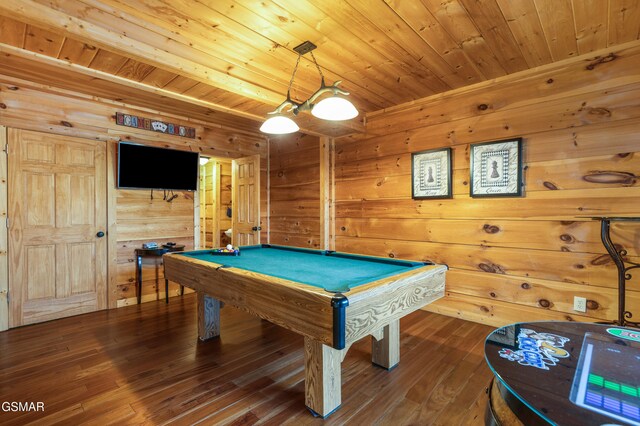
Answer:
[135,245,185,304]
[589,217,640,327]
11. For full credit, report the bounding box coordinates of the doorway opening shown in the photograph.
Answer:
[199,157,232,248]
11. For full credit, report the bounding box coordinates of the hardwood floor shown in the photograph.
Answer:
[0,294,494,425]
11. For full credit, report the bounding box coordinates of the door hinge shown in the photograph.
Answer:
[2,143,7,154]
[5,217,8,228]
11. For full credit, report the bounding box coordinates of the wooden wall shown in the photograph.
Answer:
[333,41,640,327]
[3,39,639,328]
[0,75,267,310]
[116,189,196,305]
[269,133,321,248]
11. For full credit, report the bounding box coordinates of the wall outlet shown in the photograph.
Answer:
[574,296,587,313]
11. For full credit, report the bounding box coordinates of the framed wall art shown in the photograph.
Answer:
[470,138,523,197]
[411,148,452,199]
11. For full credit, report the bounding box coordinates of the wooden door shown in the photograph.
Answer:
[232,155,260,246]
[8,129,107,327]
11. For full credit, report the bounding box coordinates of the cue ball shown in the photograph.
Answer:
[226,244,233,251]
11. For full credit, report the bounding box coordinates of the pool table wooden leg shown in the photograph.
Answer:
[371,319,400,370]
[304,337,343,418]
[197,292,220,341]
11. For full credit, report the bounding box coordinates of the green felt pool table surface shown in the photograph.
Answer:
[180,244,428,293]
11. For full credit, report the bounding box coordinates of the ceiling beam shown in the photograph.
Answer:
[0,42,364,137]
[0,43,264,121]
[0,0,285,105]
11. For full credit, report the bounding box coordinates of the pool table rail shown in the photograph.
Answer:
[344,264,446,345]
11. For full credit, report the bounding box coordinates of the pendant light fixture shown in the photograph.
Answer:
[260,41,358,134]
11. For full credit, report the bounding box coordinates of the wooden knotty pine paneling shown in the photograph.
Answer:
[269,133,322,249]
[335,42,640,327]
[0,76,268,309]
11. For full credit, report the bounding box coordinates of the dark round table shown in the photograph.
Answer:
[484,322,640,425]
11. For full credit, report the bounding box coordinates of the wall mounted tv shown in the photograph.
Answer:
[117,142,199,191]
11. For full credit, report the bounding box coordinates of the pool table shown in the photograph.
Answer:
[163,244,447,417]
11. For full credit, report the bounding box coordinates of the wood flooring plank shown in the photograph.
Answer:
[0,293,494,425]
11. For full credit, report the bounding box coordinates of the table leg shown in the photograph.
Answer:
[197,292,221,341]
[304,337,343,418]
[154,259,160,301]
[165,279,169,304]
[163,264,184,303]
[371,319,400,370]
[136,254,142,304]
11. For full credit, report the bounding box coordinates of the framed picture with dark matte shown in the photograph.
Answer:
[411,148,452,199]
[470,138,523,197]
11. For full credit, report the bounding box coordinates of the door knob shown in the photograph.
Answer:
[96,231,105,238]
[252,226,262,231]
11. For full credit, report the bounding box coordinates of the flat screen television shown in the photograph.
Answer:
[117,142,199,191]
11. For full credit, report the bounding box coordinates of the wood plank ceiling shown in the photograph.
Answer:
[0,0,639,137]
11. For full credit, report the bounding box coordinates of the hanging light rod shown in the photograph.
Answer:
[260,41,359,135]
[269,78,351,117]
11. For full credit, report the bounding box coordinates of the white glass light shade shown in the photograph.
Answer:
[259,115,300,134]
[311,96,359,121]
